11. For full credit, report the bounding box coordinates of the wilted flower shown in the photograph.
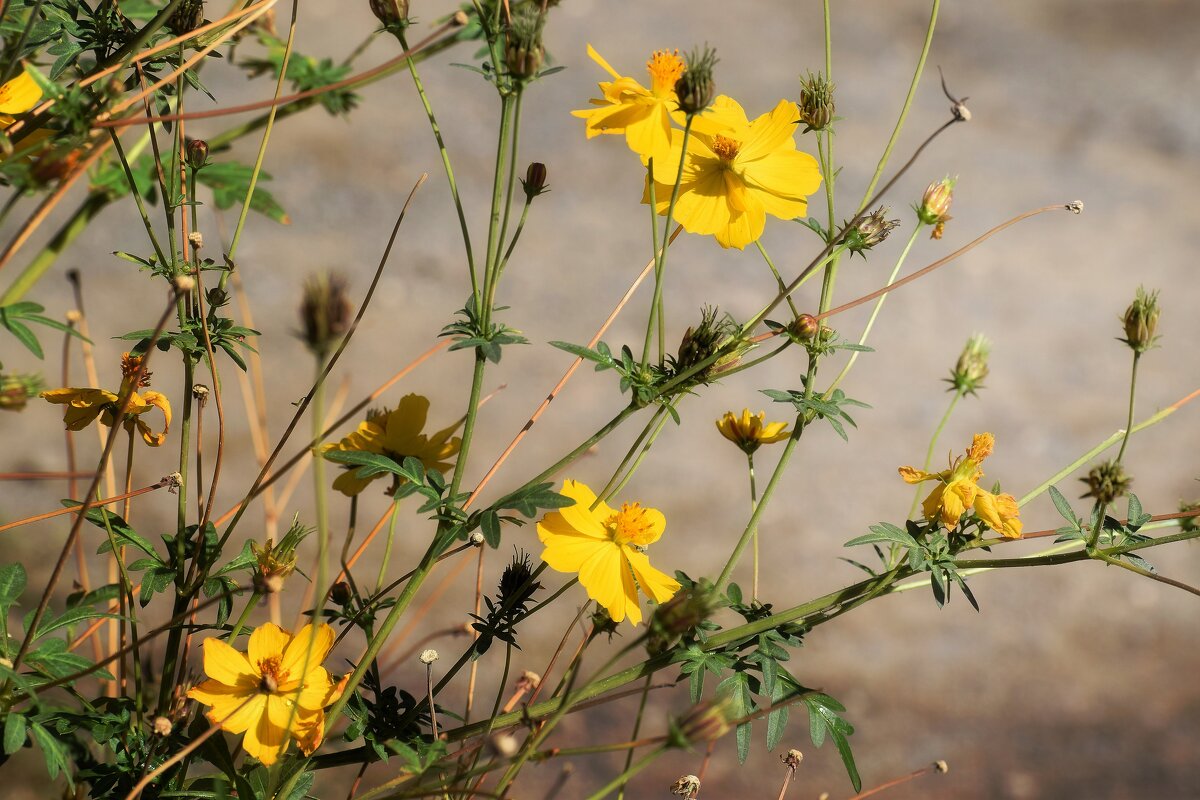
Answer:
[716,409,790,455]
[41,353,172,446]
[946,334,990,395]
[670,775,702,797]
[1080,459,1131,506]
[918,176,956,239]
[1120,286,1160,354]
[536,480,679,625]
[900,433,1023,538]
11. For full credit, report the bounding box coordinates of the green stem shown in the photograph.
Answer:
[1115,352,1141,464]
[398,29,479,302]
[375,500,401,593]
[481,93,516,323]
[756,241,800,319]
[606,406,673,501]
[585,746,666,800]
[495,196,532,279]
[748,451,759,601]
[641,116,694,370]
[595,406,669,505]
[642,158,662,367]
[107,129,169,267]
[495,89,524,270]
[311,355,331,615]
[824,221,922,396]
[615,676,653,800]
[909,388,962,520]
[226,590,263,642]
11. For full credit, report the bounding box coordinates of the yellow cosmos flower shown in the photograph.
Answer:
[40,354,172,446]
[0,67,52,159]
[899,432,1023,539]
[572,44,686,161]
[646,96,823,250]
[187,623,346,766]
[716,409,791,455]
[323,393,462,496]
[536,480,680,626]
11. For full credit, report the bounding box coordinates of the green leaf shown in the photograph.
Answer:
[804,693,860,791]
[845,522,919,550]
[0,563,26,614]
[3,712,26,755]
[717,672,755,764]
[197,162,290,224]
[74,504,162,563]
[29,720,72,787]
[30,605,119,642]
[480,511,501,549]
[324,449,404,479]
[1048,485,1076,524]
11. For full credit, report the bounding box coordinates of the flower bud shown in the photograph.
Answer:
[946,334,990,395]
[505,6,545,81]
[1120,286,1160,353]
[647,585,718,655]
[521,162,548,200]
[844,206,899,258]
[186,138,209,171]
[918,176,956,236]
[369,0,409,28]
[1179,500,1199,535]
[299,272,352,358]
[789,313,819,341]
[167,0,205,36]
[330,581,352,605]
[675,46,718,116]
[798,71,835,132]
[0,373,44,412]
[1080,459,1131,506]
[669,697,733,748]
[675,306,749,382]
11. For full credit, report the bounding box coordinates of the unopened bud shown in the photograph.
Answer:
[186,138,209,171]
[669,697,732,748]
[330,581,352,605]
[369,0,409,28]
[798,71,835,132]
[167,0,205,36]
[522,162,548,200]
[648,586,718,655]
[299,272,352,358]
[419,649,439,665]
[946,334,990,396]
[1080,459,1131,506]
[0,373,44,412]
[918,176,956,236]
[1120,286,1160,353]
[675,46,718,116]
[505,6,545,80]
[790,313,819,341]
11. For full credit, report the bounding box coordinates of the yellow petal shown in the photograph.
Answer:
[200,637,257,686]
[576,541,637,624]
[187,678,256,713]
[0,69,42,115]
[554,480,609,539]
[623,547,680,605]
[939,479,976,527]
[585,43,623,80]
[967,432,994,463]
[974,490,1023,539]
[203,692,265,736]
[623,101,673,160]
[738,99,801,162]
[242,708,288,766]
[898,466,936,484]
[291,707,326,756]
[741,150,820,220]
[247,622,291,669]
[332,468,377,496]
[280,623,335,678]
[538,529,607,574]
[286,666,344,711]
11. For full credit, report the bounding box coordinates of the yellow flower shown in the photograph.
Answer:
[40,354,172,446]
[646,96,823,249]
[323,393,462,496]
[187,623,346,766]
[0,67,52,160]
[536,480,680,625]
[899,432,1023,538]
[572,44,686,161]
[716,409,790,455]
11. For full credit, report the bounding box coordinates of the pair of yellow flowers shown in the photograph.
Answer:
[573,46,824,250]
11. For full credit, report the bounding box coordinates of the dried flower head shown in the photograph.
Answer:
[419,649,439,665]
[675,306,749,381]
[167,0,205,35]
[844,206,899,257]
[1080,460,1131,506]
[670,775,702,797]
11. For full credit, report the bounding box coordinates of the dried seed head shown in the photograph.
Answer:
[670,775,701,797]
[782,748,804,770]
[505,5,545,80]
[934,759,950,774]
[299,272,352,358]
[1080,459,1132,506]
[469,530,486,546]
[489,733,520,758]
[173,275,196,293]
[844,206,900,258]
[188,231,204,251]
[152,716,173,736]
[419,649,439,665]
[167,0,205,35]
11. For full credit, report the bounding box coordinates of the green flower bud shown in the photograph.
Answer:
[369,0,409,28]
[790,313,819,341]
[1120,286,1160,353]
[946,334,990,395]
[675,45,718,116]
[798,71,835,132]
[1080,459,1132,506]
[505,6,545,81]
[0,373,44,412]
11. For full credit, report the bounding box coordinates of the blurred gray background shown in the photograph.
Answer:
[2,0,1199,797]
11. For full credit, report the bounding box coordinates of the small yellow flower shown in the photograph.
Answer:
[572,45,686,161]
[323,393,462,496]
[187,623,346,766]
[716,409,790,455]
[646,96,822,249]
[537,480,680,625]
[40,353,172,446]
[0,67,52,160]
[899,432,1022,538]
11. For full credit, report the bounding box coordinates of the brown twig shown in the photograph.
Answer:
[0,478,171,532]
[845,761,946,799]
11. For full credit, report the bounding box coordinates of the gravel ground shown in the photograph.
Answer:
[2,1,1198,797]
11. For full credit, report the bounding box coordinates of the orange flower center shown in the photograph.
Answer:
[710,134,741,162]
[257,655,290,693]
[607,503,655,547]
[120,352,152,387]
[646,50,685,95]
